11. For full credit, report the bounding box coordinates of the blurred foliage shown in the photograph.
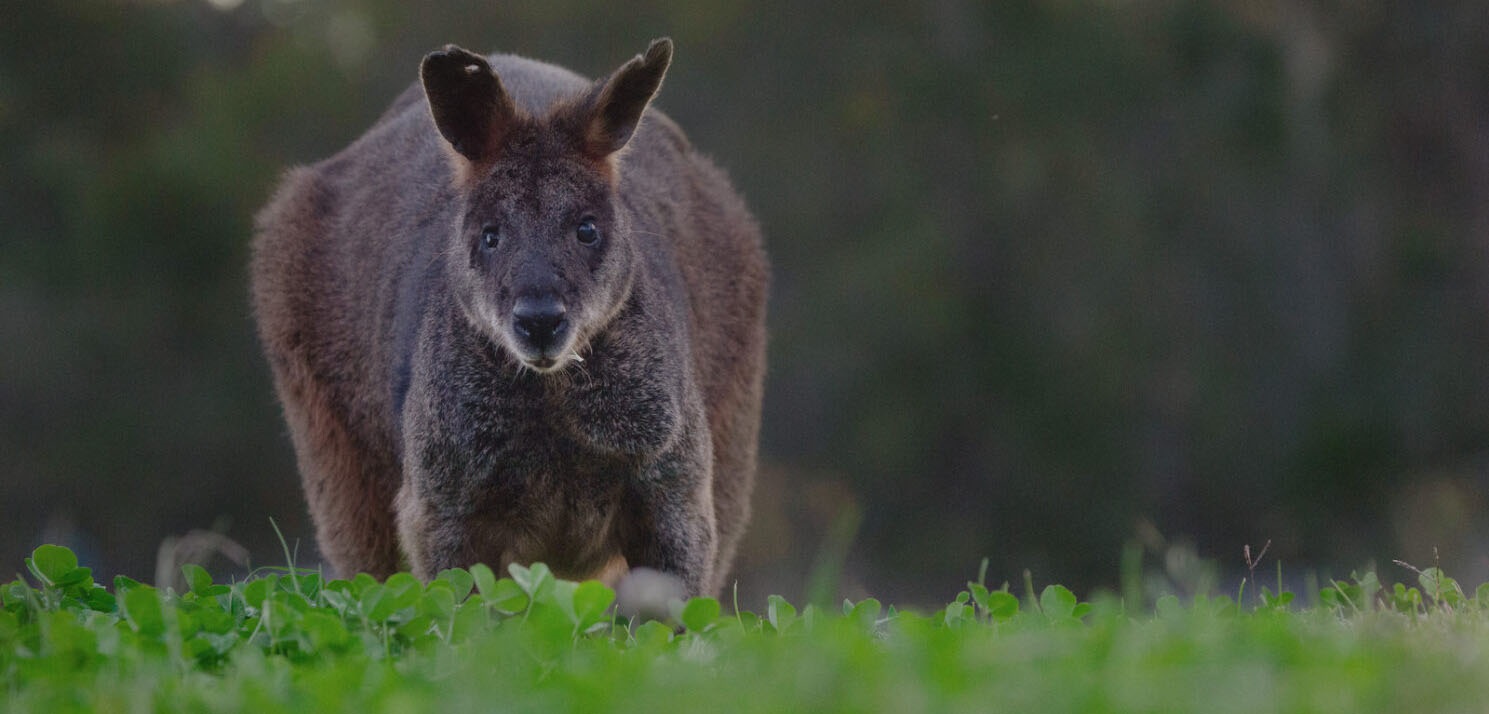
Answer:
[10,544,1489,713]
[1,0,1486,605]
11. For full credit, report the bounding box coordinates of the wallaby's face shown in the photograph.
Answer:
[421,41,673,373]
[452,138,626,372]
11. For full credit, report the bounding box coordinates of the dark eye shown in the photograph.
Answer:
[575,219,600,246]
[480,226,499,250]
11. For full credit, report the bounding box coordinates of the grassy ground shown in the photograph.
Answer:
[4,544,1489,713]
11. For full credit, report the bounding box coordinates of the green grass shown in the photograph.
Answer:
[5,544,1489,713]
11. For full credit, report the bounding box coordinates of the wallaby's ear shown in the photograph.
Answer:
[576,38,673,159]
[421,45,518,163]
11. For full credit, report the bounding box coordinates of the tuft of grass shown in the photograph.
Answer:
[6,544,1489,712]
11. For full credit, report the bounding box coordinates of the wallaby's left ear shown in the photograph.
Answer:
[421,45,519,163]
[576,38,673,160]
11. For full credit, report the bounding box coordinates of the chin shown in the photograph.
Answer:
[510,343,578,374]
[523,356,565,373]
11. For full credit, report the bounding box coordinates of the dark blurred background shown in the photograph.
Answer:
[3,0,1487,606]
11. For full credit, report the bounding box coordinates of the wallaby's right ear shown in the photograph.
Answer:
[421,45,518,163]
[574,38,674,160]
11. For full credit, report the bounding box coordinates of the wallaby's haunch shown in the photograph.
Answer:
[250,39,767,596]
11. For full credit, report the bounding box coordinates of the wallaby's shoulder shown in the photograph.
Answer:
[250,165,335,321]
[486,54,591,112]
[363,52,591,137]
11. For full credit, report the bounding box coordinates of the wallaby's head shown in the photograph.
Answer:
[420,39,673,373]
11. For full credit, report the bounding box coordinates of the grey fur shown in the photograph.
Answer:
[250,39,768,596]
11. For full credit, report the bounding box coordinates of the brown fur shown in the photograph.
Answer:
[250,39,767,595]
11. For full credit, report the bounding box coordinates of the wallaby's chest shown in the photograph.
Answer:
[419,383,640,578]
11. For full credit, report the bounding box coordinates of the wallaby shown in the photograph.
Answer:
[250,39,767,596]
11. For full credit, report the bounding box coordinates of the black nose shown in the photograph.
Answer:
[512,295,568,351]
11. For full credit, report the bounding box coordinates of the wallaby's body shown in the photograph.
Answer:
[250,40,767,596]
